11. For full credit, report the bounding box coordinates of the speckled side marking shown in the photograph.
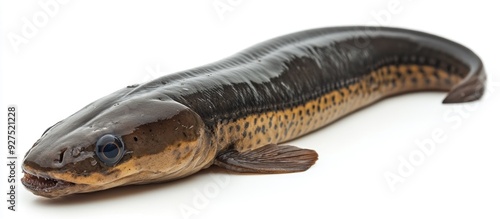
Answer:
[213,64,463,152]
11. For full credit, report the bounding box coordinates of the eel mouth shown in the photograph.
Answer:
[21,169,76,198]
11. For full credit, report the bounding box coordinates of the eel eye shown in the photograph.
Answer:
[95,134,125,166]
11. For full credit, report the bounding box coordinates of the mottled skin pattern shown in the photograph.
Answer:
[21,26,485,198]
[214,64,463,152]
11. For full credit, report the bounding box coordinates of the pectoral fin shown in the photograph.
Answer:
[214,144,318,174]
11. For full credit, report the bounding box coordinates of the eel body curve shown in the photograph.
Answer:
[22,26,486,198]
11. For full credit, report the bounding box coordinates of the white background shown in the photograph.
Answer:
[1,0,500,218]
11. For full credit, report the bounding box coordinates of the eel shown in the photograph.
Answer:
[21,26,486,198]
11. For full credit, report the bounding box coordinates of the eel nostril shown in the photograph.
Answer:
[57,148,67,163]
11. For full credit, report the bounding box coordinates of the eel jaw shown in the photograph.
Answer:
[21,168,78,198]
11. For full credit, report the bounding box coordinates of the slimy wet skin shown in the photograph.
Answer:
[22,26,485,198]
[23,95,214,198]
